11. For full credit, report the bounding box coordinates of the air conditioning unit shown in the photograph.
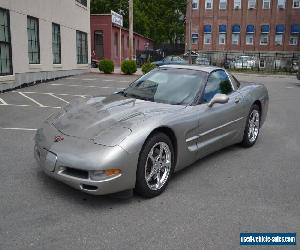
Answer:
[234,6,240,9]
[278,4,285,9]
[249,6,255,10]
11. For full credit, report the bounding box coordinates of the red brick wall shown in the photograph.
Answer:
[91,15,153,66]
[186,0,300,53]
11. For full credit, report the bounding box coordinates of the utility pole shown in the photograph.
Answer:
[129,0,134,60]
[188,0,192,64]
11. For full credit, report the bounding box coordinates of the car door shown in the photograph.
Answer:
[196,70,246,159]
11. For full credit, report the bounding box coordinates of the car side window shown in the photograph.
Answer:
[229,74,241,89]
[202,70,233,103]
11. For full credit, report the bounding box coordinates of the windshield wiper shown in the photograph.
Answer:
[126,93,152,102]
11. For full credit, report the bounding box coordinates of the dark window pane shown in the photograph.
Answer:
[52,23,61,64]
[0,8,12,75]
[76,30,88,64]
[27,16,40,64]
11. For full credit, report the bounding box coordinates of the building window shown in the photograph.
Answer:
[275,34,283,45]
[219,25,226,44]
[232,25,240,45]
[205,0,213,9]
[94,31,104,58]
[260,34,269,45]
[0,8,12,76]
[76,30,88,64]
[234,0,241,9]
[219,33,226,44]
[246,34,254,45]
[248,0,256,9]
[293,0,300,8]
[263,0,271,9]
[192,0,199,9]
[204,34,212,44]
[52,23,61,64]
[27,16,40,64]
[289,36,298,45]
[204,25,212,44]
[191,33,199,44]
[75,0,87,7]
[232,34,239,45]
[277,0,285,8]
[219,0,227,9]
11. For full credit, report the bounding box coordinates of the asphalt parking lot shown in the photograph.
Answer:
[0,72,299,249]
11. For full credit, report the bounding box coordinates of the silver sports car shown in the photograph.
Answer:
[34,65,269,198]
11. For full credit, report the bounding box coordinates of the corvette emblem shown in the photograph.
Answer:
[54,135,64,142]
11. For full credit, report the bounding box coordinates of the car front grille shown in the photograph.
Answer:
[61,167,89,179]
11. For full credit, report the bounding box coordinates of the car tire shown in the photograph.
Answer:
[241,104,261,148]
[135,133,174,198]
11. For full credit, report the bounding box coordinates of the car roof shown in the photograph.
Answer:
[160,64,223,73]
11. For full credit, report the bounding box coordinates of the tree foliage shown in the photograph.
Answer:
[90,0,186,45]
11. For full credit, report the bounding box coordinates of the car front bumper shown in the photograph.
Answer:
[34,123,138,195]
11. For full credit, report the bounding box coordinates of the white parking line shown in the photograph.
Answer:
[50,83,123,89]
[17,91,90,98]
[17,92,46,107]
[0,103,61,109]
[0,127,37,131]
[103,79,114,82]
[82,78,96,81]
[0,97,8,105]
[48,93,69,104]
[286,86,295,89]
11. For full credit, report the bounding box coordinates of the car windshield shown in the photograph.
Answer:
[121,68,206,105]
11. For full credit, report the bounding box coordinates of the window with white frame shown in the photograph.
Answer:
[205,0,213,9]
[263,0,271,9]
[234,0,242,9]
[232,33,239,45]
[219,0,227,9]
[275,34,283,45]
[248,0,256,9]
[289,36,298,45]
[191,33,199,44]
[246,34,254,45]
[293,0,300,8]
[204,33,212,44]
[219,33,226,44]
[76,30,88,64]
[260,34,268,45]
[277,0,285,8]
[192,0,199,9]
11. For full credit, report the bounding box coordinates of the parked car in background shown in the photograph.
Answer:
[230,56,257,69]
[152,56,187,66]
[195,56,210,66]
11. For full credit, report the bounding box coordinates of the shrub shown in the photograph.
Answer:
[121,60,137,75]
[141,62,156,74]
[99,59,114,74]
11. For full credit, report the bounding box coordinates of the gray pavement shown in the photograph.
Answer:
[0,72,299,250]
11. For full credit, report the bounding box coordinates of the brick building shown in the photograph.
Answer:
[186,0,300,57]
[91,14,153,66]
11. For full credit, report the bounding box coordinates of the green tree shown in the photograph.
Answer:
[90,0,186,45]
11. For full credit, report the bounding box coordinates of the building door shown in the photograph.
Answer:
[94,31,104,59]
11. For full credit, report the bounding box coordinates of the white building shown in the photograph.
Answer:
[0,0,91,91]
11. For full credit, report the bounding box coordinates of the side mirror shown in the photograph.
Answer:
[207,94,229,108]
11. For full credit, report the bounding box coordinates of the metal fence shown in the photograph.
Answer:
[183,51,300,73]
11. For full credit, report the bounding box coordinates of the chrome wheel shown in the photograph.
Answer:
[248,109,260,143]
[144,142,171,191]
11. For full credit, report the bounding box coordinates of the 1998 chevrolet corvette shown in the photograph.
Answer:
[35,65,269,198]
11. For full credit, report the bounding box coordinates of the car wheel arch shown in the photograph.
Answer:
[143,127,178,167]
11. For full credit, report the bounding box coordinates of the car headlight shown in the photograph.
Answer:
[89,169,121,181]
[93,127,132,147]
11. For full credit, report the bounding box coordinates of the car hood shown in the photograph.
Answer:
[50,94,184,144]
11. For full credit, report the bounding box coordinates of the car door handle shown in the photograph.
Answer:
[234,98,240,104]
